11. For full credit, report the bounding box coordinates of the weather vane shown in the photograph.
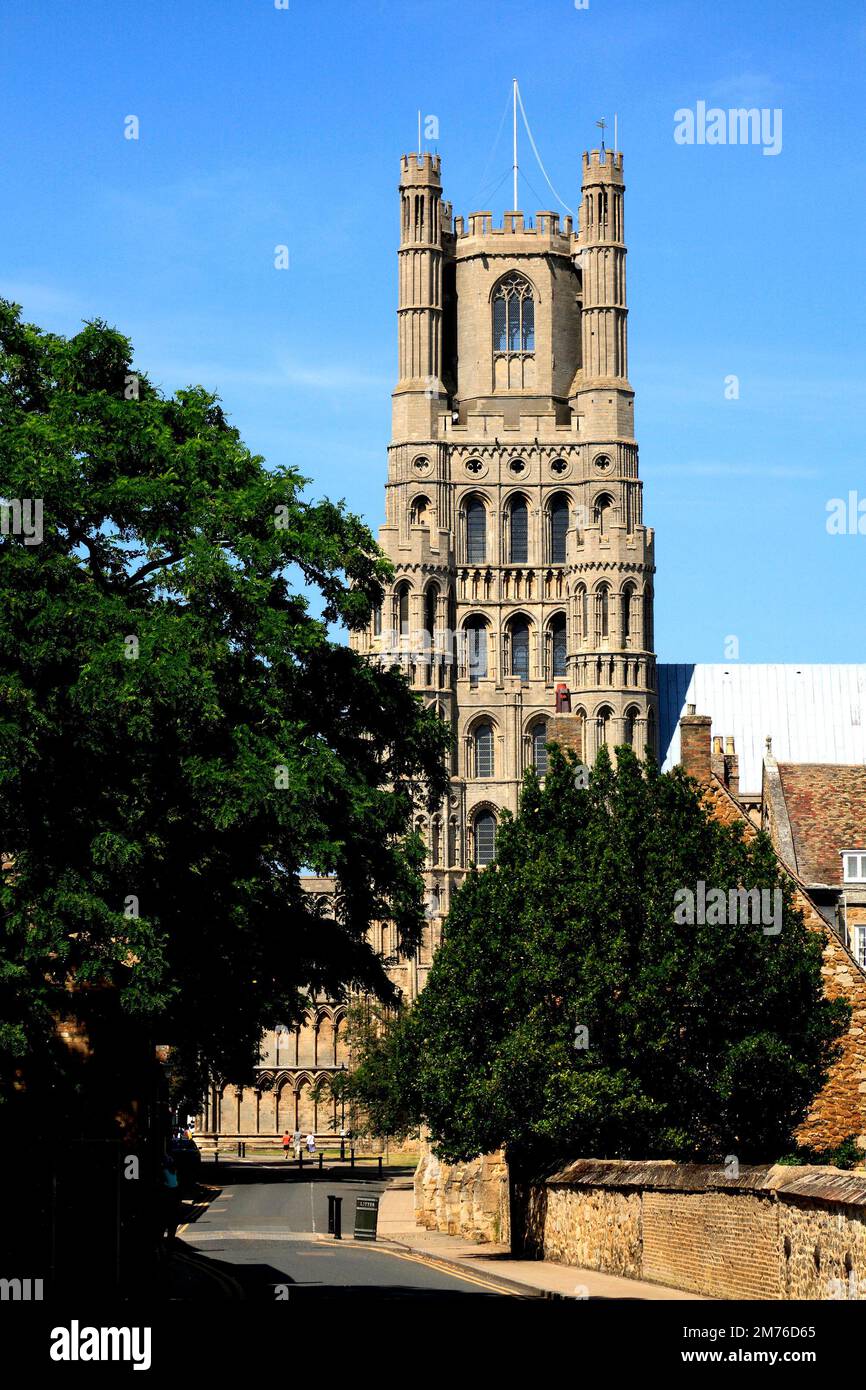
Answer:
[596,118,607,151]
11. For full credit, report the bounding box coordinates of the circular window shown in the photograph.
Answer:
[593,453,612,472]
[508,458,527,476]
[413,455,432,476]
[465,458,486,477]
[550,458,569,476]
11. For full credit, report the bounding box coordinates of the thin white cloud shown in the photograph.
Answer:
[147,359,390,393]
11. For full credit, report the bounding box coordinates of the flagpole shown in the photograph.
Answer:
[512,78,518,210]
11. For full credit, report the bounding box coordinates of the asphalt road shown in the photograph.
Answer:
[177,1167,518,1301]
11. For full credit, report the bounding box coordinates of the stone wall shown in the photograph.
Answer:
[414,1144,510,1245]
[519,1159,866,1300]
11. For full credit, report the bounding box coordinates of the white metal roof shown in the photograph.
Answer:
[658,665,866,794]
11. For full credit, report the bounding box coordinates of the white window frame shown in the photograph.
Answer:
[841,850,866,883]
[854,924,866,970]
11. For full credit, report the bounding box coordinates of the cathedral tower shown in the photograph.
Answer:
[353,143,657,997]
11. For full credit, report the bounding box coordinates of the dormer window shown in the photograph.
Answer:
[493,273,535,354]
[842,851,866,883]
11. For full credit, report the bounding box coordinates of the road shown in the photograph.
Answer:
[176,1165,522,1301]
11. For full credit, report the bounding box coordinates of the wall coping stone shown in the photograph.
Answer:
[543,1158,866,1207]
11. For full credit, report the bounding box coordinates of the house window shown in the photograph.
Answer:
[854,925,866,969]
[474,723,494,779]
[493,273,535,353]
[465,497,486,563]
[509,497,528,564]
[842,852,866,883]
[474,811,496,866]
[532,720,549,775]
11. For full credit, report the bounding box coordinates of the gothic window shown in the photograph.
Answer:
[410,495,431,527]
[373,604,382,637]
[474,810,497,866]
[464,616,489,685]
[492,273,535,354]
[643,585,654,650]
[596,584,610,642]
[598,705,613,747]
[624,705,639,748]
[396,582,410,637]
[532,719,549,775]
[647,706,656,756]
[473,722,494,779]
[549,495,569,563]
[578,585,588,643]
[509,496,529,564]
[621,583,635,647]
[465,496,487,563]
[431,817,441,865]
[550,613,567,678]
[510,616,530,682]
[594,493,613,536]
[424,584,438,651]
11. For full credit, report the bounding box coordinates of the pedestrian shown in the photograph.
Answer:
[292,1128,301,1159]
[306,1131,315,1155]
[162,1154,182,1248]
[281,1130,292,1160]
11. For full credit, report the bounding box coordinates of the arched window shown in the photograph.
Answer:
[431,818,441,865]
[473,722,494,778]
[465,496,486,563]
[493,273,535,353]
[509,496,529,564]
[596,584,610,642]
[396,582,410,637]
[424,584,438,651]
[410,495,431,527]
[531,719,549,775]
[621,584,635,647]
[550,613,567,678]
[647,707,656,757]
[464,616,488,685]
[578,585,589,643]
[510,617,530,682]
[373,604,382,637]
[643,585,654,651]
[624,706,639,748]
[598,705,613,748]
[594,493,612,536]
[549,495,569,563]
[474,811,496,866]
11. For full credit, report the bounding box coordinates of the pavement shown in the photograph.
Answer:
[376,1179,710,1301]
[172,1161,710,1301]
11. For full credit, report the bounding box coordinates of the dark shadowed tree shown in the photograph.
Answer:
[0,300,450,1112]
[352,746,848,1168]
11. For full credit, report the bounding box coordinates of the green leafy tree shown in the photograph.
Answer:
[352,746,848,1168]
[0,301,450,1109]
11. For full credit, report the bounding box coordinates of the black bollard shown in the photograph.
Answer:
[333,1196,342,1241]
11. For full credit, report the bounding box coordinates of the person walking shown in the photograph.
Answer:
[306,1131,315,1156]
[292,1128,302,1159]
[281,1130,292,1160]
[161,1154,182,1249]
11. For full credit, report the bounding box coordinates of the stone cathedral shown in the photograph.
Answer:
[352,143,658,998]
[197,141,658,1141]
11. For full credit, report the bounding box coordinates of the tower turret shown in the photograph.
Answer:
[573,148,632,438]
[393,153,447,440]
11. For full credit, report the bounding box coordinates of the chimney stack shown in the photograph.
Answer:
[679,707,712,782]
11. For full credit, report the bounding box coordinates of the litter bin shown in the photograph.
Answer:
[353,1195,379,1241]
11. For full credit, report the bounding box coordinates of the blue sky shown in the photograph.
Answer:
[1,0,864,662]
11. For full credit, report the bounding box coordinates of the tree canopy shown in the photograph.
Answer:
[352,746,848,1167]
[0,301,449,1104]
